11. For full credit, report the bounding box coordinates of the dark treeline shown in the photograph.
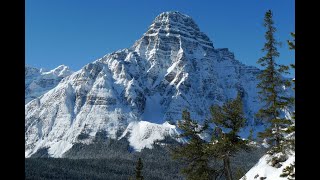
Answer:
[25,135,266,180]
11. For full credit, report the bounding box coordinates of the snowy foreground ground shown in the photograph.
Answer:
[240,152,295,180]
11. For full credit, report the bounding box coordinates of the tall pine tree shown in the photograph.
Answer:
[135,158,144,180]
[278,32,295,179]
[287,32,295,51]
[283,32,295,148]
[256,10,292,152]
[210,93,250,180]
[171,110,220,180]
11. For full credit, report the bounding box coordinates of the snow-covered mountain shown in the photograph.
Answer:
[25,65,73,104]
[26,11,277,158]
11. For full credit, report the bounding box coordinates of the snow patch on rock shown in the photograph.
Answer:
[119,121,182,151]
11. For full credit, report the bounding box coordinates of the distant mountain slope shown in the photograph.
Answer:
[25,65,73,104]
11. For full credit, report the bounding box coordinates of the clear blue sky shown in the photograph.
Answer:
[26,0,295,76]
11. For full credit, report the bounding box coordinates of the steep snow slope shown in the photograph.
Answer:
[25,11,290,158]
[241,126,295,180]
[118,121,184,151]
[240,152,295,180]
[25,65,73,104]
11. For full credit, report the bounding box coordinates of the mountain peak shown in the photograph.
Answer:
[157,11,188,17]
[132,11,214,58]
[153,11,197,28]
[42,65,73,77]
[149,11,201,34]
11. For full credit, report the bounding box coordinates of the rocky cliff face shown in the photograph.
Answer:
[26,11,271,158]
[25,65,73,104]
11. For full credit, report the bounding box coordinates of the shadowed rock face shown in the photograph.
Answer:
[25,11,287,158]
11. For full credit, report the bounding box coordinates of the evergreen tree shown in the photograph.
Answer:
[287,32,295,84]
[287,32,295,51]
[278,32,295,179]
[135,158,144,180]
[256,10,292,152]
[171,110,220,180]
[247,128,255,142]
[234,167,246,180]
[209,93,250,180]
[283,32,295,149]
[280,162,295,180]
